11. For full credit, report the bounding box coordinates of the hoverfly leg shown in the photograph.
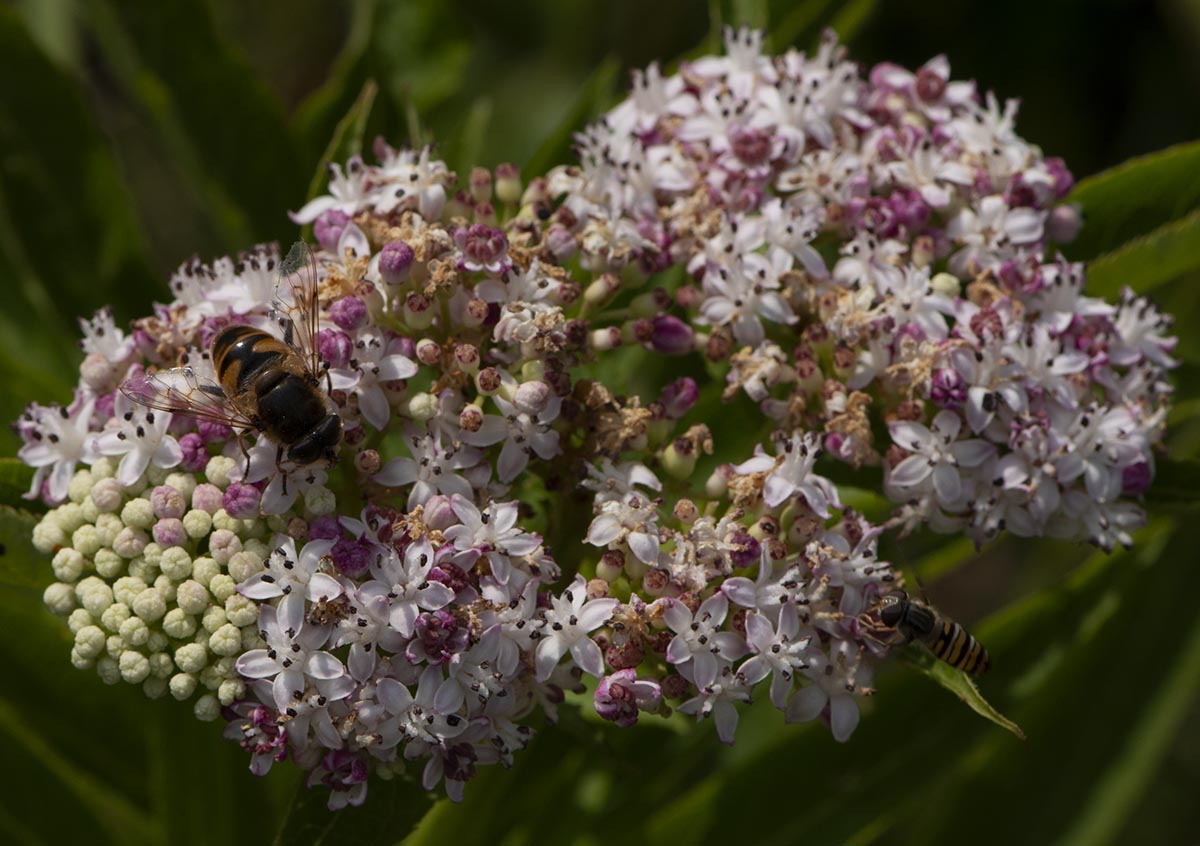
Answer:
[236,435,252,481]
[275,444,288,496]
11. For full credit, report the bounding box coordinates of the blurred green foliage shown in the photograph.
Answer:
[2,1,1200,844]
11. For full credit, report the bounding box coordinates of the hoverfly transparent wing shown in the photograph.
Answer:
[120,366,256,432]
[273,240,323,380]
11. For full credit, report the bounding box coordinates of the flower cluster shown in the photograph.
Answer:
[15,28,1176,810]
[548,28,1175,549]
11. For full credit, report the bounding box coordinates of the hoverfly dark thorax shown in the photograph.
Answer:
[210,324,341,463]
[121,242,343,480]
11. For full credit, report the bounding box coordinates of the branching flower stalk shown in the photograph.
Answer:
[15,28,1175,810]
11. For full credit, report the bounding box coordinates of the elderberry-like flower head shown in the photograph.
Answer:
[15,28,1178,813]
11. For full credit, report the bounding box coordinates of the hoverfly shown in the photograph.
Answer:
[863,590,990,675]
[121,242,343,478]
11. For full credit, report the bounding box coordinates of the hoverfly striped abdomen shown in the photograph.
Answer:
[121,242,343,479]
[928,617,991,675]
[876,590,990,676]
[211,326,292,396]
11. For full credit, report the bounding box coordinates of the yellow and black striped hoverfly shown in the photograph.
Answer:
[867,590,990,675]
[121,242,342,475]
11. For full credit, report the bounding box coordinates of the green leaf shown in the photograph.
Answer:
[1086,208,1200,297]
[1061,603,1200,845]
[293,0,379,158]
[0,8,157,442]
[0,506,44,590]
[1143,458,1200,509]
[1068,139,1200,259]
[84,0,304,250]
[0,697,160,845]
[902,648,1026,741]
[275,774,434,846]
[828,0,877,42]
[773,0,838,47]
[305,79,379,202]
[521,56,621,179]
[0,460,34,510]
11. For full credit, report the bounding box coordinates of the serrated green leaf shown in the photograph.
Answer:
[1086,208,1200,297]
[902,647,1026,741]
[275,774,434,846]
[1068,139,1200,259]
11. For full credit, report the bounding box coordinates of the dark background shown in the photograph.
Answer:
[2,1,1199,844]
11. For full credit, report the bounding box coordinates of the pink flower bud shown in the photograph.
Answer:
[151,485,185,519]
[329,296,368,331]
[513,381,551,415]
[313,209,351,253]
[378,241,415,286]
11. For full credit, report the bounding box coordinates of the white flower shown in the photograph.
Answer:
[475,258,561,307]
[373,428,482,509]
[329,330,418,430]
[784,642,871,742]
[1004,325,1088,408]
[733,432,839,515]
[459,394,561,483]
[875,265,953,340]
[436,626,507,713]
[363,538,454,638]
[534,576,617,681]
[888,411,995,510]
[334,584,404,682]
[235,604,348,715]
[79,307,135,363]
[699,252,796,347]
[90,395,182,487]
[1110,288,1178,369]
[722,547,807,619]
[760,198,829,278]
[737,605,811,709]
[372,144,451,220]
[875,133,973,208]
[832,231,907,293]
[375,665,468,755]
[1056,490,1144,552]
[585,494,661,565]
[19,396,96,502]
[1028,260,1112,334]
[676,664,752,745]
[290,157,372,224]
[444,497,542,586]
[1051,404,1146,503]
[946,195,1045,275]
[234,442,330,514]
[662,592,748,689]
[478,579,540,677]
[581,459,662,505]
[238,538,343,628]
